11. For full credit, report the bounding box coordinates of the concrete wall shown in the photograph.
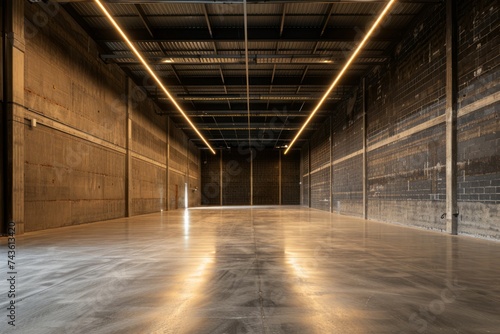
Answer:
[2,1,201,232]
[0,2,5,234]
[129,80,168,214]
[302,0,499,240]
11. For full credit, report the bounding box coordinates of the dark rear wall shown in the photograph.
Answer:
[201,149,300,206]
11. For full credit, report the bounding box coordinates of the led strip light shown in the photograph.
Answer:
[284,0,397,155]
[94,0,216,154]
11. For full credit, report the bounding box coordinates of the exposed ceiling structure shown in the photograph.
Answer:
[60,0,441,151]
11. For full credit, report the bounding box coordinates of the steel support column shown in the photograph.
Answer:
[219,150,223,206]
[362,78,368,219]
[126,79,132,217]
[279,151,282,205]
[445,0,458,235]
[4,0,25,234]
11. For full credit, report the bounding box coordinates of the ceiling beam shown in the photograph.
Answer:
[113,59,386,66]
[143,75,360,86]
[181,125,317,130]
[95,27,399,43]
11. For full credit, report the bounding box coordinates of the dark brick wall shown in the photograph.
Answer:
[222,150,251,205]
[201,148,300,206]
[367,124,446,230]
[456,0,500,238]
[310,119,331,211]
[282,150,301,205]
[331,84,364,217]
[253,151,279,205]
[301,144,310,207]
[301,0,499,239]
[201,152,220,205]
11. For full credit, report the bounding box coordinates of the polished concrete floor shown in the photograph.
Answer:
[1,206,499,334]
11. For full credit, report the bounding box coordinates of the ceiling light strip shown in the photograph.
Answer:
[94,0,216,155]
[243,0,251,149]
[284,0,397,155]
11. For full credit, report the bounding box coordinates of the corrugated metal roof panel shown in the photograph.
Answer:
[147,16,206,28]
[394,3,425,14]
[176,65,221,71]
[286,3,330,15]
[331,3,383,15]
[247,4,283,15]
[141,3,202,16]
[135,42,161,52]
[70,3,101,16]
[103,4,137,16]
[82,15,144,30]
[316,41,355,51]
[279,41,317,51]
[105,42,127,51]
[247,41,276,50]
[217,41,244,50]
[161,41,214,51]
[113,58,136,63]
[206,4,242,16]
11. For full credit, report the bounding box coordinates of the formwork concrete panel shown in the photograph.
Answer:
[24,126,126,231]
[169,171,186,210]
[131,158,167,214]
[24,2,127,148]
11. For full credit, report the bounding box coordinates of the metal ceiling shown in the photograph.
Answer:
[60,0,441,150]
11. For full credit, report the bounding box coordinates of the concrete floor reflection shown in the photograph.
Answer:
[0,206,499,333]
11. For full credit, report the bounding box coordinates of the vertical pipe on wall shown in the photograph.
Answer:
[445,0,458,235]
[362,77,368,219]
